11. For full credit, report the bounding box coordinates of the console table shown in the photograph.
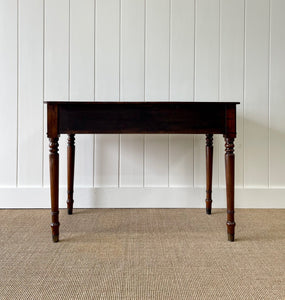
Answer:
[46,101,239,242]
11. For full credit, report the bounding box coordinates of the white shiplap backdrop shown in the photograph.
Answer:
[1,0,285,208]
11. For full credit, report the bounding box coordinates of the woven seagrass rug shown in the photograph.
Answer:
[0,208,284,299]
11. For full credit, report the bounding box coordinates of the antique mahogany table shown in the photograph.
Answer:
[46,101,239,242]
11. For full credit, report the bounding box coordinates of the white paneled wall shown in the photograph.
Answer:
[0,0,17,187]
[244,0,270,187]
[270,0,285,188]
[18,0,43,187]
[0,0,285,208]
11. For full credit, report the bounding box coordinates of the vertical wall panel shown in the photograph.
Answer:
[220,0,244,101]
[94,134,119,187]
[120,135,144,187]
[195,0,220,101]
[94,0,120,187]
[145,0,170,100]
[244,0,270,187]
[145,0,170,187]
[219,0,244,187]
[70,0,94,100]
[194,0,220,188]
[169,0,195,187]
[44,0,69,100]
[170,0,194,101]
[145,135,168,187]
[18,0,43,186]
[120,0,145,101]
[120,0,144,187]
[0,0,17,186]
[269,0,285,187]
[70,0,94,187]
[95,0,120,100]
[169,135,194,187]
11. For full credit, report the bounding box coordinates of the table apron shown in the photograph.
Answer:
[57,104,228,135]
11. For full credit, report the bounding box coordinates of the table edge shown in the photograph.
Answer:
[44,101,240,105]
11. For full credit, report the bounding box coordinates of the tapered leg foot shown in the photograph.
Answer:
[51,219,60,241]
[52,232,59,243]
[67,203,73,215]
[67,134,75,215]
[51,214,60,243]
[227,233,234,242]
[205,134,213,215]
[67,196,74,215]
[227,220,235,242]
[206,207,212,215]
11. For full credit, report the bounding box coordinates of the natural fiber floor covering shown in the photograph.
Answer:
[0,208,284,300]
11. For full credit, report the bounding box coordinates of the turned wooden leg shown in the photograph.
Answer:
[224,136,235,242]
[67,134,75,215]
[49,137,60,242]
[205,134,213,215]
